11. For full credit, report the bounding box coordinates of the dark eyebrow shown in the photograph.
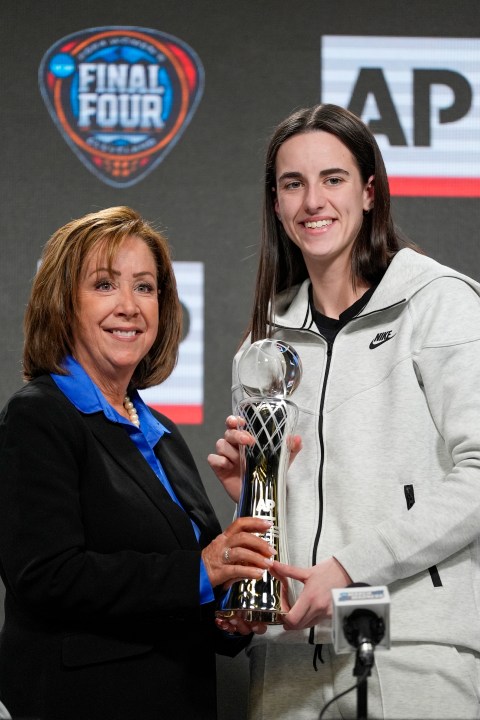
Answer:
[277,167,350,183]
[319,167,350,177]
[277,171,303,183]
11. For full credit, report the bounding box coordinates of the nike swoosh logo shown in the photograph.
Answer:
[369,333,396,349]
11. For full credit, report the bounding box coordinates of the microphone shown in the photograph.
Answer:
[331,584,390,656]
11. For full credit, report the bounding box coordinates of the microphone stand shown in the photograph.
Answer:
[353,640,374,720]
[343,607,383,720]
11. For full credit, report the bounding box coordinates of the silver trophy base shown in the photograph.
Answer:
[216,608,286,625]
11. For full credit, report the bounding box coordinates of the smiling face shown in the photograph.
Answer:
[72,234,159,397]
[274,130,374,277]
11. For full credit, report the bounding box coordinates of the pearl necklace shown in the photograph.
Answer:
[123,394,140,427]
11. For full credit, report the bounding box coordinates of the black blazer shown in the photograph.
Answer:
[0,376,244,720]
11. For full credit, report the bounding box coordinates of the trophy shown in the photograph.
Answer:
[216,339,302,624]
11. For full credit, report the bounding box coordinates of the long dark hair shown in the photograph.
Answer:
[249,104,416,341]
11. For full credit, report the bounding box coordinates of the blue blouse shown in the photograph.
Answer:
[51,356,214,604]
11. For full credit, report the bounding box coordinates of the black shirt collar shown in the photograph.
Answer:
[309,284,376,342]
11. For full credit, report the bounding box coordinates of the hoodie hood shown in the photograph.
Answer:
[272,248,480,330]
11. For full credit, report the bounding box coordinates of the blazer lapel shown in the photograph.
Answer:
[155,427,221,548]
[85,413,197,549]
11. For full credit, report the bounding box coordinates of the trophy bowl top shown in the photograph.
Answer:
[238,339,302,398]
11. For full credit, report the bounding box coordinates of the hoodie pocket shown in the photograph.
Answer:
[404,484,442,588]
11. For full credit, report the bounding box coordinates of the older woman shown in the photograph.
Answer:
[0,206,273,720]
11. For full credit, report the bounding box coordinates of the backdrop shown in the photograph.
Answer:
[1,1,480,717]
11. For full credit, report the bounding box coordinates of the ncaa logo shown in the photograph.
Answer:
[321,36,480,197]
[39,27,204,187]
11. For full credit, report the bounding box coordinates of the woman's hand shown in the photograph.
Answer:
[215,615,268,636]
[202,517,275,588]
[271,557,352,630]
[207,416,253,503]
[208,415,302,503]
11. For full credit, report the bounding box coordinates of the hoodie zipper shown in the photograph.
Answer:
[273,296,407,647]
[308,334,333,646]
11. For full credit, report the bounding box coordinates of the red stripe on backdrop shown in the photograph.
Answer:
[389,177,480,197]
[148,404,203,425]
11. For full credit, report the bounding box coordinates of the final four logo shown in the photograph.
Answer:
[39,27,204,187]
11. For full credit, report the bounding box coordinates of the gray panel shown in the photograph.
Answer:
[1,1,480,717]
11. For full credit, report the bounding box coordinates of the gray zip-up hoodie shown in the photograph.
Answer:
[233,248,480,649]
